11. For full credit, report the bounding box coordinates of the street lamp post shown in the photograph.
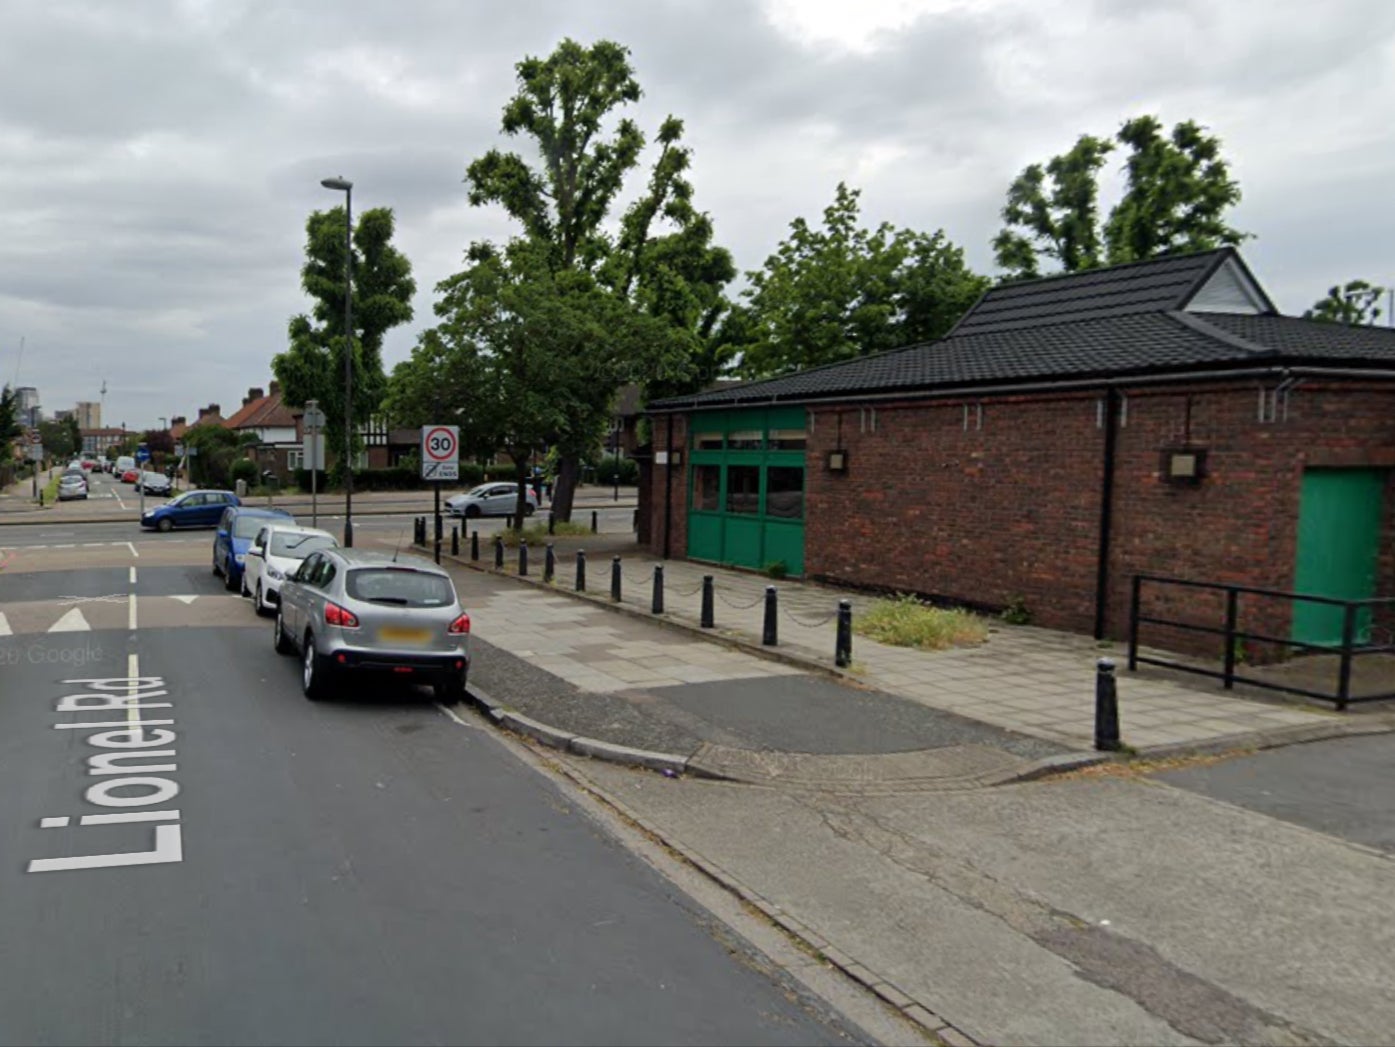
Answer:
[321,176,355,547]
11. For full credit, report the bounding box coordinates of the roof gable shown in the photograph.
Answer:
[1182,254,1274,315]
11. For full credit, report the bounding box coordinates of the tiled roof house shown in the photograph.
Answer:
[645,248,1395,660]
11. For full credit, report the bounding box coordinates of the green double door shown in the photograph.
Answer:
[1291,468,1387,646]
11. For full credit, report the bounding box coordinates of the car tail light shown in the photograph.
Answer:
[448,612,471,635]
[324,602,360,628]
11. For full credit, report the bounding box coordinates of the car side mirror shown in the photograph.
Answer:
[217,529,228,539]
[248,547,263,558]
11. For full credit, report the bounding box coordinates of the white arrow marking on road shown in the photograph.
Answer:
[0,613,10,636]
[170,596,198,605]
[48,608,91,632]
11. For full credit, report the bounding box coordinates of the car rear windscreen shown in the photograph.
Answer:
[346,568,455,607]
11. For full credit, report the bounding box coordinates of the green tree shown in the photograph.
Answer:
[0,385,20,448]
[38,419,78,461]
[994,116,1248,279]
[273,206,415,473]
[182,423,240,488]
[731,183,988,378]
[463,38,721,520]
[1305,280,1386,325]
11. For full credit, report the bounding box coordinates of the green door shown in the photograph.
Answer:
[1292,469,1386,646]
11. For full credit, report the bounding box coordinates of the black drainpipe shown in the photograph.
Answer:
[663,414,674,560]
[1094,388,1120,639]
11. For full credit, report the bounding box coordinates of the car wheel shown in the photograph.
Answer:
[240,573,250,598]
[434,673,466,706]
[157,518,173,532]
[273,612,296,655]
[464,504,481,519]
[224,566,237,592]
[255,582,271,618]
[302,636,330,701]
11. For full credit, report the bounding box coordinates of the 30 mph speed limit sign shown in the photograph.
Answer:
[420,425,459,481]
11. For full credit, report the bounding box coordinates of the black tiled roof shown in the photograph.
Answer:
[648,250,1395,412]
[948,249,1234,336]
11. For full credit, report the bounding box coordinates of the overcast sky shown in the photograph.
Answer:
[3,0,1393,431]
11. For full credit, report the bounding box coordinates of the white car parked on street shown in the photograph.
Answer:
[242,524,339,616]
[445,482,538,519]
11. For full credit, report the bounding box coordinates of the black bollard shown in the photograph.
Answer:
[434,535,441,565]
[701,575,714,628]
[1094,658,1122,752]
[506,514,514,530]
[434,512,443,543]
[451,526,459,557]
[412,517,420,545]
[835,600,853,667]
[547,511,555,536]
[544,542,555,583]
[519,540,528,577]
[591,509,598,534]
[763,586,778,646]
[494,534,504,569]
[610,556,621,602]
[576,550,587,592]
[651,565,664,614]
[471,529,479,562]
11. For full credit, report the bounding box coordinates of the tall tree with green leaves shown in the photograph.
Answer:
[0,385,20,448]
[994,116,1248,279]
[731,183,988,378]
[1305,279,1386,326]
[462,38,726,520]
[273,206,415,474]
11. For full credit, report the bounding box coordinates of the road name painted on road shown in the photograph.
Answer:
[27,655,183,873]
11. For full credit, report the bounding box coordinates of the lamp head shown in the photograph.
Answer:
[320,176,353,191]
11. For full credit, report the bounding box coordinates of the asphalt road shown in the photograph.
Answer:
[1158,733,1395,854]
[0,549,859,1045]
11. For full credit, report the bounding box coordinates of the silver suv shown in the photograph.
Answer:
[273,548,470,703]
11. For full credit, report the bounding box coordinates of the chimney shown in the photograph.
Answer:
[243,387,264,406]
[172,416,186,427]
[269,380,281,396]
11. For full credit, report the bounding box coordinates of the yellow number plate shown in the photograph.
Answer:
[378,626,431,645]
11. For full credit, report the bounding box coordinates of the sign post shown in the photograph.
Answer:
[421,425,459,565]
[28,430,42,498]
[303,401,327,529]
[136,442,151,515]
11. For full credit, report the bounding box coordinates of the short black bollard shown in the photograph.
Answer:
[434,512,443,543]
[506,514,514,530]
[471,529,479,561]
[433,535,441,565]
[494,534,504,569]
[576,550,587,592]
[412,517,421,545]
[519,540,528,577]
[700,575,715,628]
[762,586,778,646]
[547,511,555,536]
[1094,658,1122,752]
[451,526,459,557]
[651,565,664,615]
[610,556,621,602]
[835,599,853,667]
[591,510,598,534]
[544,542,555,583]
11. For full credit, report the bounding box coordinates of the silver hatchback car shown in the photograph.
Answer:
[273,548,470,703]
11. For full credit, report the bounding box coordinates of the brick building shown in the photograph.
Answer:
[645,249,1395,654]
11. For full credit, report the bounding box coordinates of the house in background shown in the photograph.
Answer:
[222,383,299,479]
[645,248,1395,657]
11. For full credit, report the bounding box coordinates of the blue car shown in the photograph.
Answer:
[213,506,295,593]
[141,490,241,532]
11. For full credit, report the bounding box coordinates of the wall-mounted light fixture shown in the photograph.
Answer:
[826,449,849,473]
[1160,446,1207,485]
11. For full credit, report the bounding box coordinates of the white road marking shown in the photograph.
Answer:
[0,613,10,636]
[128,594,137,630]
[48,608,91,632]
[113,489,126,510]
[126,541,139,558]
[129,566,137,584]
[169,595,198,605]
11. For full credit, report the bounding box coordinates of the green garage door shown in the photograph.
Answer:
[1292,468,1386,646]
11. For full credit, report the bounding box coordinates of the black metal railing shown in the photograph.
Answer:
[1128,574,1395,710]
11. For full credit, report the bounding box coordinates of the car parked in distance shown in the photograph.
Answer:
[114,455,136,478]
[445,482,538,519]
[243,524,338,615]
[274,548,470,703]
[213,506,295,593]
[140,490,240,531]
[135,471,172,495]
[121,469,140,483]
[57,471,89,500]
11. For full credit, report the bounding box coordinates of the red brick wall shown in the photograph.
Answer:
[647,414,688,559]
[650,381,1395,654]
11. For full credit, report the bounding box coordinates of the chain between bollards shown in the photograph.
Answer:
[700,575,714,628]
[835,599,853,667]
[651,565,664,614]
[576,550,587,592]
[762,586,778,646]
[1095,658,1122,752]
[610,556,622,602]
[544,542,555,583]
